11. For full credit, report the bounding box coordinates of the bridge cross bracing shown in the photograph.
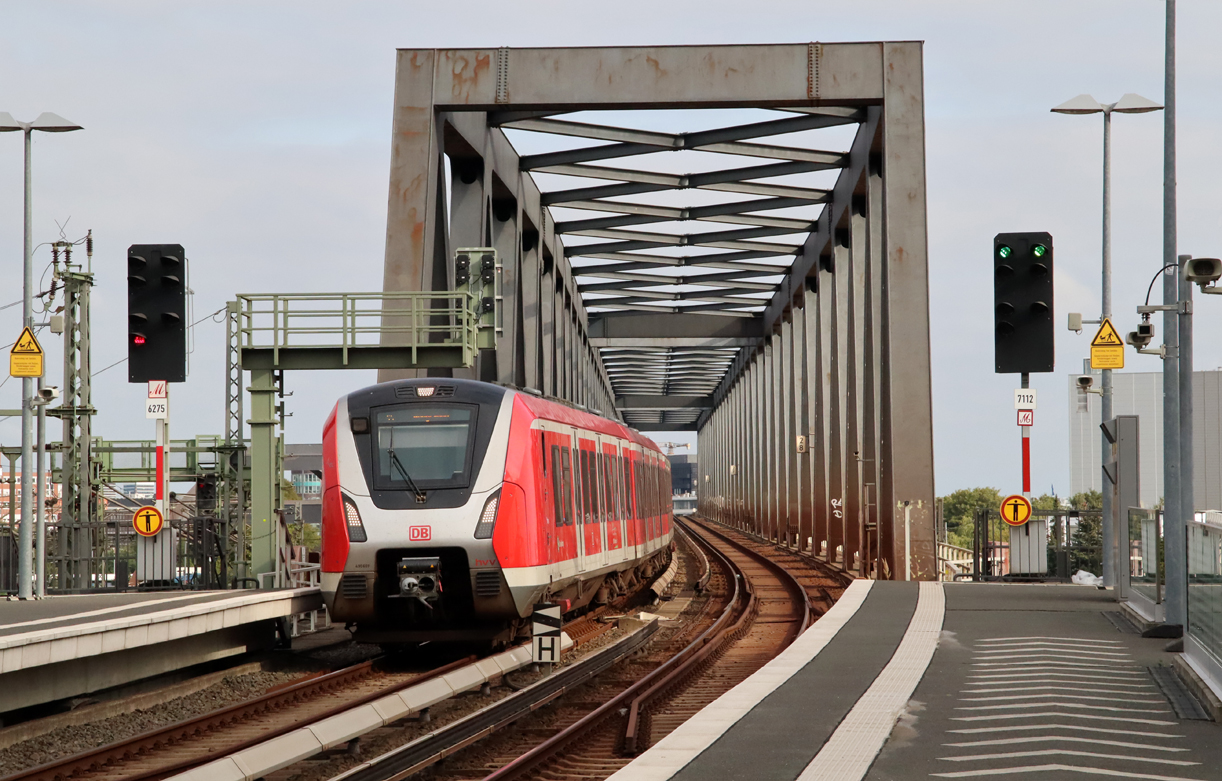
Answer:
[380,43,935,578]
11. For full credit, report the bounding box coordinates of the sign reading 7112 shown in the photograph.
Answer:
[1014,389,1037,410]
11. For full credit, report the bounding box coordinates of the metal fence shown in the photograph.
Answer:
[970,508,1103,582]
[0,514,229,594]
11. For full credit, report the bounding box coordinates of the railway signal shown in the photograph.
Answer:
[128,244,187,383]
[994,232,1054,374]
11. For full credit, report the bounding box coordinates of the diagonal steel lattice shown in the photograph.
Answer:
[497,107,860,428]
[381,44,936,578]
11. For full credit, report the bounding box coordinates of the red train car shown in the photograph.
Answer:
[320,378,673,645]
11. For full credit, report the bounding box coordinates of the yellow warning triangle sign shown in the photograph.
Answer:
[10,327,44,378]
[1091,318,1123,347]
[13,327,42,355]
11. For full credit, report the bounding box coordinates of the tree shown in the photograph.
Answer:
[1068,491,1102,511]
[939,487,1002,549]
[288,521,321,551]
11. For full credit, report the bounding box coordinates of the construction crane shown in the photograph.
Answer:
[656,442,690,456]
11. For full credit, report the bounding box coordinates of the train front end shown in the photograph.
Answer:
[320,379,519,644]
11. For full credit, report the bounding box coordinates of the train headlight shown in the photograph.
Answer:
[474,490,501,539]
[343,497,367,542]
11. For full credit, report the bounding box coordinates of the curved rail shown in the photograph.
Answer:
[621,516,812,754]
[480,519,745,781]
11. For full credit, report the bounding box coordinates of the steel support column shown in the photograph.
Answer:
[249,368,278,582]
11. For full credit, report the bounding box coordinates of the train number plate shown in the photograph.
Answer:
[409,526,432,542]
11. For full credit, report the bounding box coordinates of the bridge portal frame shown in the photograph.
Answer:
[381,43,935,579]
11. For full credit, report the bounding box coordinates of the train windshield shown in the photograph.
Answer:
[374,405,477,490]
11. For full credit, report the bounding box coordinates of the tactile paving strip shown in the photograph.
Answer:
[797,581,946,781]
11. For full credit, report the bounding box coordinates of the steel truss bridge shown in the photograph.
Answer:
[378,43,935,579]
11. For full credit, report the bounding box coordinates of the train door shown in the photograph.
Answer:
[602,439,623,557]
[539,428,555,564]
[577,435,600,569]
[547,430,577,565]
[628,447,644,558]
[564,430,581,563]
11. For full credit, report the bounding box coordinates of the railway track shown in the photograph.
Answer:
[467,516,814,781]
[0,552,675,781]
[18,517,846,781]
[0,653,476,781]
[333,514,843,781]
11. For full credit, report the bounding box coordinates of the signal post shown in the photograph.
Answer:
[994,233,1054,576]
[127,245,187,586]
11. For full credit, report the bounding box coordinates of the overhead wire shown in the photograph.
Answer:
[0,307,227,423]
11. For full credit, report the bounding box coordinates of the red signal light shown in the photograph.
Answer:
[133,335,146,345]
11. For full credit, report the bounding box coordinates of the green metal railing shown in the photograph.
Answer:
[234,291,481,369]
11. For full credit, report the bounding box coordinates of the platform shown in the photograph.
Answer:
[612,582,1222,781]
[0,588,321,713]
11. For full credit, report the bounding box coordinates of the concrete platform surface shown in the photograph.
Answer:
[611,581,1222,781]
[0,588,322,713]
[0,591,261,637]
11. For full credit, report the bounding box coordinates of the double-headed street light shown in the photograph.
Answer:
[0,112,83,599]
[1052,93,1162,589]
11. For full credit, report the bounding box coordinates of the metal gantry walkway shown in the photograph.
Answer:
[372,43,934,579]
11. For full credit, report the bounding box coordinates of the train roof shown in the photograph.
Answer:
[352,378,665,458]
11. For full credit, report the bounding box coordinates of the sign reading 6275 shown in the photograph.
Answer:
[146,400,168,419]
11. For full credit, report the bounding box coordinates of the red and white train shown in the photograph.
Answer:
[320,378,673,645]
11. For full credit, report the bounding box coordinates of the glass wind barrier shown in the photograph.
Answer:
[1128,508,1161,609]
[1188,512,1222,667]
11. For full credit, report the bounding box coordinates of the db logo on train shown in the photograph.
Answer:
[409,526,432,542]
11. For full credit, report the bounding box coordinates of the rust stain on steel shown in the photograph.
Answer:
[408,50,430,71]
[645,55,667,79]
[445,50,491,102]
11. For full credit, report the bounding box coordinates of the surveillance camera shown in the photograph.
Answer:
[1077,375,1094,390]
[1184,257,1222,286]
[37,387,59,402]
[1127,321,1155,349]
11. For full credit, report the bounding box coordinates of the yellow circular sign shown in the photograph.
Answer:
[1000,495,1032,527]
[133,506,164,537]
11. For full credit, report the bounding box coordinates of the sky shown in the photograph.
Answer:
[1,1,1220,497]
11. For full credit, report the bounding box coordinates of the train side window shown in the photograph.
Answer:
[600,453,613,523]
[579,449,590,525]
[588,449,597,524]
[631,459,640,521]
[612,454,622,520]
[560,446,574,526]
[551,445,563,528]
[648,462,655,518]
[647,462,654,519]
[623,455,633,520]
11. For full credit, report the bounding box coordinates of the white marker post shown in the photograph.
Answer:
[1014,388,1037,501]
[147,381,169,516]
[531,603,562,670]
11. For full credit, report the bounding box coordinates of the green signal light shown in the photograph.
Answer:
[1032,244,1048,258]
[998,245,1012,259]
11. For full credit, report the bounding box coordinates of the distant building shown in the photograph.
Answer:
[1069,368,1222,510]
[668,453,698,495]
[0,471,64,524]
[284,444,323,525]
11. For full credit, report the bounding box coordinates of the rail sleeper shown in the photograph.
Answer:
[167,636,569,781]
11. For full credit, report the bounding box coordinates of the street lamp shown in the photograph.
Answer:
[1052,93,1162,589]
[0,112,82,599]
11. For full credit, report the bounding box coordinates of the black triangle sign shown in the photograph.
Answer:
[1091,318,1123,347]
